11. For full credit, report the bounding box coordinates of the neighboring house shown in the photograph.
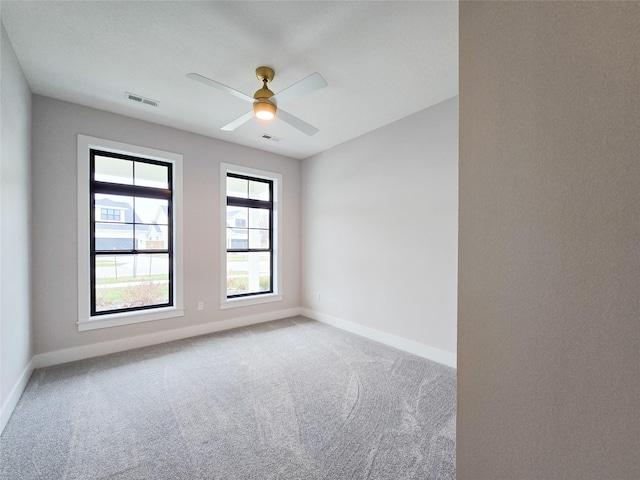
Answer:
[146,205,169,248]
[225,206,269,250]
[94,197,167,250]
[226,206,248,249]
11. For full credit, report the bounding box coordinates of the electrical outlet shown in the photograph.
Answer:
[316,293,321,301]
[197,301,204,311]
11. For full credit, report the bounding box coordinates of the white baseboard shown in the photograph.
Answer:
[32,307,303,369]
[301,308,457,369]
[0,359,34,435]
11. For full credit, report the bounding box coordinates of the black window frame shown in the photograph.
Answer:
[226,172,274,298]
[90,149,174,316]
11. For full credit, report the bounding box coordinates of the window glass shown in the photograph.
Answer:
[226,252,271,296]
[248,208,269,229]
[95,194,133,222]
[135,197,169,224]
[94,156,133,184]
[227,176,248,198]
[249,180,270,201]
[249,229,269,249]
[141,225,169,250]
[135,162,169,189]
[94,253,169,313]
[95,223,134,250]
[227,206,247,227]
[227,227,248,249]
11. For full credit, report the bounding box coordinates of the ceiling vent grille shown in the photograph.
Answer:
[262,134,281,142]
[125,92,159,107]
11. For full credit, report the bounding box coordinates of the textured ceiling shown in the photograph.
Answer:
[1,1,458,160]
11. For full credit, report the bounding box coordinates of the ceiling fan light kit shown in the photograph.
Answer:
[254,99,276,121]
[187,65,327,135]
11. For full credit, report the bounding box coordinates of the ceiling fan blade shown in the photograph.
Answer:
[277,109,319,136]
[187,73,255,103]
[221,111,254,131]
[271,72,327,105]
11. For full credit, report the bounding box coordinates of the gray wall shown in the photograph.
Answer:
[302,97,458,357]
[458,2,640,478]
[0,22,33,421]
[31,96,301,355]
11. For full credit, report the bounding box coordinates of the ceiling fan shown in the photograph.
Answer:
[187,66,327,136]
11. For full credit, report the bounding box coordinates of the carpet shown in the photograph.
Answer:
[0,316,456,479]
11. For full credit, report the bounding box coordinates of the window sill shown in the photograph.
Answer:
[220,294,282,310]
[78,306,185,331]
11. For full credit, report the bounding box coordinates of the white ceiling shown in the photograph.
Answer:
[1,1,458,160]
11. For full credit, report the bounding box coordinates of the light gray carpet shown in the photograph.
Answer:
[0,316,456,479]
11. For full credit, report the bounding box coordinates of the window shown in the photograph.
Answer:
[226,174,273,297]
[221,163,282,309]
[91,149,173,315]
[100,208,121,221]
[78,135,183,331]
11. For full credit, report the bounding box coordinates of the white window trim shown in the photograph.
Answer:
[220,162,283,309]
[77,135,184,331]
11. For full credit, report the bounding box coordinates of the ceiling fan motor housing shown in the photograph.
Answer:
[254,85,274,101]
[253,66,276,102]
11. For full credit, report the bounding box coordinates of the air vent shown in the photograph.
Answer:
[262,134,281,142]
[125,92,159,107]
